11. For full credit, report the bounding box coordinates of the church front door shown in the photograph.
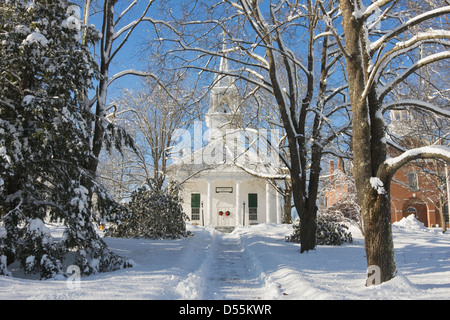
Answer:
[217,207,234,227]
[216,195,235,227]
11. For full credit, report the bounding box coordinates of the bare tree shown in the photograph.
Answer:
[164,0,352,252]
[80,0,169,179]
[109,78,192,192]
[334,0,450,284]
[320,161,364,236]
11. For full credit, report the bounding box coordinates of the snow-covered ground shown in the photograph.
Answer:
[0,215,449,300]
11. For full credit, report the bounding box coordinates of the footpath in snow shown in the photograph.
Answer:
[0,216,449,300]
[201,232,267,300]
[179,230,281,300]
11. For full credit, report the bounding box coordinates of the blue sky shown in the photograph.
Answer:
[77,1,163,102]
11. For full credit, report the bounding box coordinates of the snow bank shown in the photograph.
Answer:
[393,214,427,231]
[0,222,449,300]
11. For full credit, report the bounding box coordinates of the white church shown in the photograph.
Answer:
[168,50,285,230]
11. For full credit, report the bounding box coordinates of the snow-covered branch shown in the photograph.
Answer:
[381,99,450,118]
[377,51,450,101]
[370,6,450,53]
[114,0,139,26]
[107,69,158,87]
[360,0,394,21]
[363,30,450,99]
[385,145,450,174]
[109,1,155,63]
[317,1,350,60]
[233,161,288,180]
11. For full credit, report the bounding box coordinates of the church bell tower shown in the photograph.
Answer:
[205,39,241,141]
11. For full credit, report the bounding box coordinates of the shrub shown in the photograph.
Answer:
[107,181,190,239]
[286,214,352,246]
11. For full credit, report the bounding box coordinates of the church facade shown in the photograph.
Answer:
[178,170,282,228]
[168,50,284,229]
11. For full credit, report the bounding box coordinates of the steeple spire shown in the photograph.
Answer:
[215,32,231,88]
[220,33,229,73]
[205,33,241,140]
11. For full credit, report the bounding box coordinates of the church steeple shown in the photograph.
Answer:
[215,39,231,88]
[206,36,241,140]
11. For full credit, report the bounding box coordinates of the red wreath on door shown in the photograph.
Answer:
[225,211,231,216]
[218,211,224,216]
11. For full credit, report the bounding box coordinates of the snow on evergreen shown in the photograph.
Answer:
[0,0,130,279]
[106,181,191,239]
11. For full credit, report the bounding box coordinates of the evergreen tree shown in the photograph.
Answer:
[107,180,191,239]
[0,0,130,278]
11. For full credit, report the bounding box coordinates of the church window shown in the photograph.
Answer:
[248,193,258,221]
[191,193,201,220]
[222,104,229,113]
[407,206,417,217]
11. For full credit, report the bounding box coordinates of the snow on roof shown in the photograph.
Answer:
[168,129,286,180]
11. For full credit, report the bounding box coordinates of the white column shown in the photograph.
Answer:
[207,180,213,226]
[235,180,241,226]
[266,182,271,223]
[276,189,281,224]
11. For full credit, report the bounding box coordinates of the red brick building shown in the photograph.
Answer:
[389,161,448,227]
[323,157,449,229]
[322,109,449,229]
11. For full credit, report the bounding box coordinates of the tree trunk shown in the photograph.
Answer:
[299,206,317,253]
[445,163,450,233]
[283,183,293,224]
[299,140,322,253]
[439,200,447,233]
[265,41,316,252]
[362,171,397,285]
[340,0,397,284]
[85,0,117,178]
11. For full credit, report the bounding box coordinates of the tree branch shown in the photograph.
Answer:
[385,145,450,175]
[381,99,450,118]
[363,31,450,100]
[378,51,450,101]
[370,5,450,54]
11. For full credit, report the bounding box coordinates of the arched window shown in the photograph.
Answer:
[222,104,229,113]
[407,206,417,217]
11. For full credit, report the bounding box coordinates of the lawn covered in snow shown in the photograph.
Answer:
[0,215,449,300]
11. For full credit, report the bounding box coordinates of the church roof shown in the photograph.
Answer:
[167,131,287,182]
